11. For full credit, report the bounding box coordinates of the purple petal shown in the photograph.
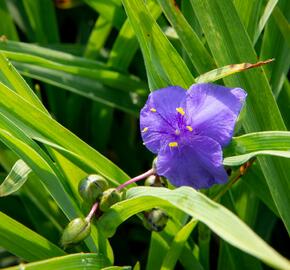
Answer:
[140,86,186,153]
[184,83,247,147]
[156,136,228,189]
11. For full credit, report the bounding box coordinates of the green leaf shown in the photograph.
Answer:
[0,115,81,220]
[121,0,194,89]
[0,40,106,70]
[146,232,169,270]
[3,253,109,270]
[0,80,129,187]
[233,0,263,40]
[241,163,278,216]
[253,0,278,44]
[160,219,198,270]
[22,0,59,43]
[84,0,125,30]
[190,0,290,234]
[108,1,162,71]
[0,211,65,262]
[224,131,290,166]
[0,92,113,254]
[0,53,45,111]
[123,187,290,270]
[0,159,31,196]
[260,0,290,97]
[196,59,274,83]
[1,51,145,93]
[277,79,290,129]
[13,62,142,115]
[272,6,290,49]
[146,216,202,270]
[157,0,215,74]
[0,2,18,40]
[101,267,131,270]
[84,16,112,59]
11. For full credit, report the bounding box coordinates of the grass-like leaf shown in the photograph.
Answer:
[99,187,290,269]
[224,131,290,166]
[160,219,198,270]
[13,62,142,115]
[0,159,31,196]
[0,80,129,186]
[196,59,274,83]
[190,0,290,234]
[3,253,109,270]
[121,0,194,89]
[0,211,65,262]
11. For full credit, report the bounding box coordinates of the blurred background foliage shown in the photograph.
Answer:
[0,0,289,269]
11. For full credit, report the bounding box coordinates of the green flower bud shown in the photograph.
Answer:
[144,175,168,188]
[78,174,108,203]
[99,188,122,212]
[143,208,169,232]
[60,218,91,247]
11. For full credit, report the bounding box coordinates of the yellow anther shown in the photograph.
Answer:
[186,126,193,132]
[150,108,157,112]
[142,127,148,133]
[169,142,178,148]
[176,107,185,115]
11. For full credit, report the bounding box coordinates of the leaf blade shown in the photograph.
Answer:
[0,159,31,196]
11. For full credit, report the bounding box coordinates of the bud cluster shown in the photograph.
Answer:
[60,167,170,248]
[61,174,122,247]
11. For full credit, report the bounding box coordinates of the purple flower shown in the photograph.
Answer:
[140,83,247,189]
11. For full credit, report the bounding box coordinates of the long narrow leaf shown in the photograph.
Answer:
[0,80,129,186]
[157,0,215,74]
[121,0,194,89]
[224,131,290,165]
[190,0,290,233]
[3,253,108,270]
[0,159,31,196]
[0,211,65,262]
[14,62,142,115]
[196,59,274,83]
[98,187,290,269]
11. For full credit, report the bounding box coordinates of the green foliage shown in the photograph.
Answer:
[0,0,289,269]
[0,159,31,196]
[2,254,109,270]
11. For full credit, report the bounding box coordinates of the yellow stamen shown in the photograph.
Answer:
[142,127,148,133]
[176,107,185,115]
[186,125,193,132]
[169,142,178,148]
[150,108,156,112]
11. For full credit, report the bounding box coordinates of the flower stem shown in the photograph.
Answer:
[85,202,99,223]
[213,158,256,201]
[116,168,155,191]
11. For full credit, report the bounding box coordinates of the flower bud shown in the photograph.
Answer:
[60,218,91,247]
[99,188,122,212]
[78,174,108,203]
[143,208,169,232]
[144,175,168,188]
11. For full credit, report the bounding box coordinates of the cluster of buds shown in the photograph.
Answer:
[60,174,122,248]
[60,170,170,248]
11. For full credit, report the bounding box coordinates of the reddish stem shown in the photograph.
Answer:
[116,168,155,191]
[85,202,99,222]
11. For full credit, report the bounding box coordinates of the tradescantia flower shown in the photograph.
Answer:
[140,83,247,189]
